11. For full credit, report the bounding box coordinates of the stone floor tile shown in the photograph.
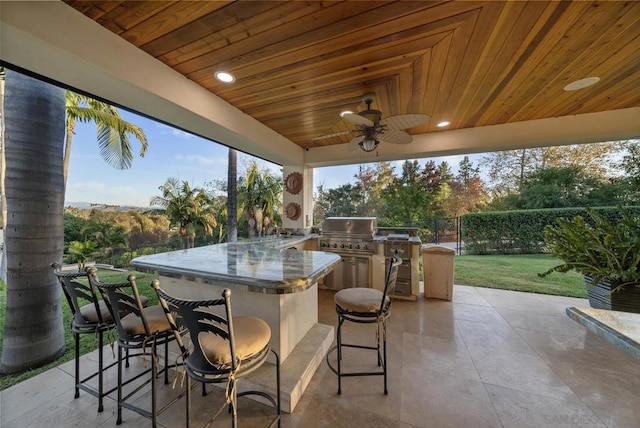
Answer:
[485,384,606,428]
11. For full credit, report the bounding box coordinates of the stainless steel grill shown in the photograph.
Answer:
[319,217,377,255]
[319,217,377,290]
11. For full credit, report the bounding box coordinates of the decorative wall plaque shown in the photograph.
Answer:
[285,172,303,195]
[284,202,301,220]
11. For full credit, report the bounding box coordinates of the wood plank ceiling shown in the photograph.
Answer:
[64,1,640,150]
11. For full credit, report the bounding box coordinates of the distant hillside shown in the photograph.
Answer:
[65,201,151,212]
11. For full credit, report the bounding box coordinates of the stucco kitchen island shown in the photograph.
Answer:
[131,236,340,412]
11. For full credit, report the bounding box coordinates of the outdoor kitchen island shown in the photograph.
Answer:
[131,235,340,413]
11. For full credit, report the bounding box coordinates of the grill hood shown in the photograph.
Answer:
[321,217,377,238]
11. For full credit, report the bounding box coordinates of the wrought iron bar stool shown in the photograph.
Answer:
[87,268,184,427]
[52,262,118,412]
[326,253,401,394]
[152,281,281,428]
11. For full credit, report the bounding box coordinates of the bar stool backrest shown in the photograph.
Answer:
[87,268,149,343]
[380,254,402,315]
[153,283,239,375]
[52,263,107,327]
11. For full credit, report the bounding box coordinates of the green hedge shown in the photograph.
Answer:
[461,206,640,255]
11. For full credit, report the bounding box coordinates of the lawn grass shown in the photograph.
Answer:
[0,269,156,391]
[453,254,586,298]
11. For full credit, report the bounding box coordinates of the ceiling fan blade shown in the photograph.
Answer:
[380,130,412,145]
[347,135,364,152]
[381,113,429,130]
[343,113,374,127]
[311,130,354,141]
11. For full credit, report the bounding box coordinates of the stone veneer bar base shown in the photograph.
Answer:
[566,306,640,361]
[165,323,333,413]
[160,323,334,414]
[231,322,334,413]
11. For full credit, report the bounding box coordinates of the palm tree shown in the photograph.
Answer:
[0,67,7,283]
[1,70,66,374]
[67,239,100,269]
[227,148,238,242]
[63,92,148,188]
[81,221,128,258]
[150,177,217,249]
[0,85,149,280]
[238,161,282,237]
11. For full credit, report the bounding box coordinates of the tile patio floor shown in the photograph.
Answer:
[1,285,639,427]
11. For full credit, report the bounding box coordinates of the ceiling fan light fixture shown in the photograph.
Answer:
[437,121,450,127]
[214,71,235,83]
[359,138,379,152]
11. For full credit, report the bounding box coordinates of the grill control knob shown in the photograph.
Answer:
[363,245,368,250]
[355,244,360,249]
[332,243,337,248]
[340,244,345,248]
[348,244,353,249]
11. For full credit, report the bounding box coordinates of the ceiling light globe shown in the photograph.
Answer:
[359,139,379,152]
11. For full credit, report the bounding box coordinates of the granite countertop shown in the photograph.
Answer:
[131,236,341,295]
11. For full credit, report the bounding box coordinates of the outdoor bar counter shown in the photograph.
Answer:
[131,236,340,412]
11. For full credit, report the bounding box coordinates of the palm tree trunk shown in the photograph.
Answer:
[227,148,237,242]
[62,116,75,190]
[0,70,66,374]
[0,67,7,283]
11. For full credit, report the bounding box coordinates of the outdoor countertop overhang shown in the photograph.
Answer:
[131,236,341,294]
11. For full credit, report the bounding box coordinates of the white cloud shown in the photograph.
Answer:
[154,123,193,139]
[175,154,227,166]
[171,128,193,139]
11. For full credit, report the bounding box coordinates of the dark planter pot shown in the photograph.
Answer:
[585,276,640,313]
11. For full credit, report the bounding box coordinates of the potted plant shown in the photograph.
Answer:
[541,206,640,313]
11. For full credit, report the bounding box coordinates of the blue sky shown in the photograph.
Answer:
[66,109,481,207]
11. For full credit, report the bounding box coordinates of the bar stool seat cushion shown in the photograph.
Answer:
[79,300,113,323]
[335,288,389,313]
[199,316,271,364]
[121,305,170,335]
[79,295,150,324]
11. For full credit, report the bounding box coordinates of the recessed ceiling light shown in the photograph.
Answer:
[437,121,450,127]
[564,77,600,91]
[214,71,235,83]
[340,110,354,117]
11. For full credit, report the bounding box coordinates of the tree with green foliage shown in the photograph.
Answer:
[63,92,148,188]
[444,156,488,216]
[150,177,217,249]
[315,183,364,219]
[81,220,128,258]
[351,162,396,217]
[482,142,625,199]
[67,240,100,269]
[238,161,282,237]
[381,160,440,227]
[519,166,595,209]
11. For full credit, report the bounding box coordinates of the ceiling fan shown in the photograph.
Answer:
[339,93,430,152]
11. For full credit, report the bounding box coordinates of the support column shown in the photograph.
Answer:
[282,165,313,233]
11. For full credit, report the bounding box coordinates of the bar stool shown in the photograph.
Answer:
[152,281,281,428]
[52,263,117,412]
[87,268,184,427]
[326,253,401,394]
